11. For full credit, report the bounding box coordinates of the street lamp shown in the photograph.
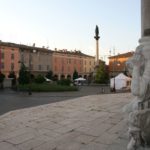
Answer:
[112,48,116,92]
[112,57,116,92]
[28,49,36,95]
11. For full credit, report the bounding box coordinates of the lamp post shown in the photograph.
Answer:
[112,59,116,92]
[28,49,36,95]
[28,50,32,95]
[112,49,116,92]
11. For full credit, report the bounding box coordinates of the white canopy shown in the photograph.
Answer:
[75,77,86,81]
[44,77,53,82]
[110,73,131,90]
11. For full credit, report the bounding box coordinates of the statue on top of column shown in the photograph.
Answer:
[94,25,100,40]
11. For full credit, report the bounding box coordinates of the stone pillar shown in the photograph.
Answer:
[124,0,150,149]
[141,0,150,37]
[94,25,100,66]
[96,40,99,65]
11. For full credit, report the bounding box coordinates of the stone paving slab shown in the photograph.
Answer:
[0,93,133,150]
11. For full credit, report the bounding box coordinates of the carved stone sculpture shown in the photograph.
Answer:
[124,37,150,150]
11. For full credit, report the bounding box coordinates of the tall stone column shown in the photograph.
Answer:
[96,40,99,65]
[124,0,150,149]
[94,25,100,66]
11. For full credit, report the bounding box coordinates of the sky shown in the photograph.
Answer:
[0,0,141,61]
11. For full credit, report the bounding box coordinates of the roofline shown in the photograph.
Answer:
[0,41,53,53]
[108,51,134,58]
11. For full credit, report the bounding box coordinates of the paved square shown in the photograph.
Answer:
[0,93,132,150]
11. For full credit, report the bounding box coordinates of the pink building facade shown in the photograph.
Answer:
[0,43,20,77]
[52,50,95,80]
[0,41,96,80]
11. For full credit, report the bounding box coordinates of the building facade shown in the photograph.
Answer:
[108,52,134,77]
[0,41,96,80]
[0,42,20,77]
[0,42,53,78]
[19,45,53,76]
[52,50,95,80]
[82,55,95,79]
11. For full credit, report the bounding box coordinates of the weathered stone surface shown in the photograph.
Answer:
[125,36,150,149]
[0,142,19,150]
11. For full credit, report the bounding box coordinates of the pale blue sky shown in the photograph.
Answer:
[0,0,140,60]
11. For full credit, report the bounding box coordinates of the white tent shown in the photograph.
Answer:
[110,73,131,90]
[75,77,86,81]
[74,77,86,85]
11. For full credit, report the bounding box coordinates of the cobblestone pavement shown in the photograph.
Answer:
[0,93,133,150]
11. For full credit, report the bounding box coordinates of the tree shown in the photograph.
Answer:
[18,63,30,84]
[46,70,53,79]
[8,71,15,78]
[73,69,78,80]
[0,72,5,89]
[35,74,45,84]
[8,71,16,87]
[95,63,109,84]
[0,72,5,83]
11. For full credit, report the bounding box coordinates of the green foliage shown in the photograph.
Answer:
[0,72,5,83]
[8,71,17,86]
[34,74,45,84]
[18,63,30,84]
[18,83,78,92]
[46,70,53,79]
[57,79,71,86]
[8,71,16,78]
[73,69,78,80]
[95,63,109,84]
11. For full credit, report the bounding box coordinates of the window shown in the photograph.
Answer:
[68,66,70,72]
[55,66,57,71]
[11,63,14,71]
[1,52,4,59]
[55,58,57,62]
[69,59,71,64]
[61,66,64,72]
[11,53,14,60]
[30,64,33,70]
[39,65,41,70]
[80,67,82,72]
[47,65,49,70]
[1,63,4,69]
[1,48,4,52]
[62,58,64,64]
